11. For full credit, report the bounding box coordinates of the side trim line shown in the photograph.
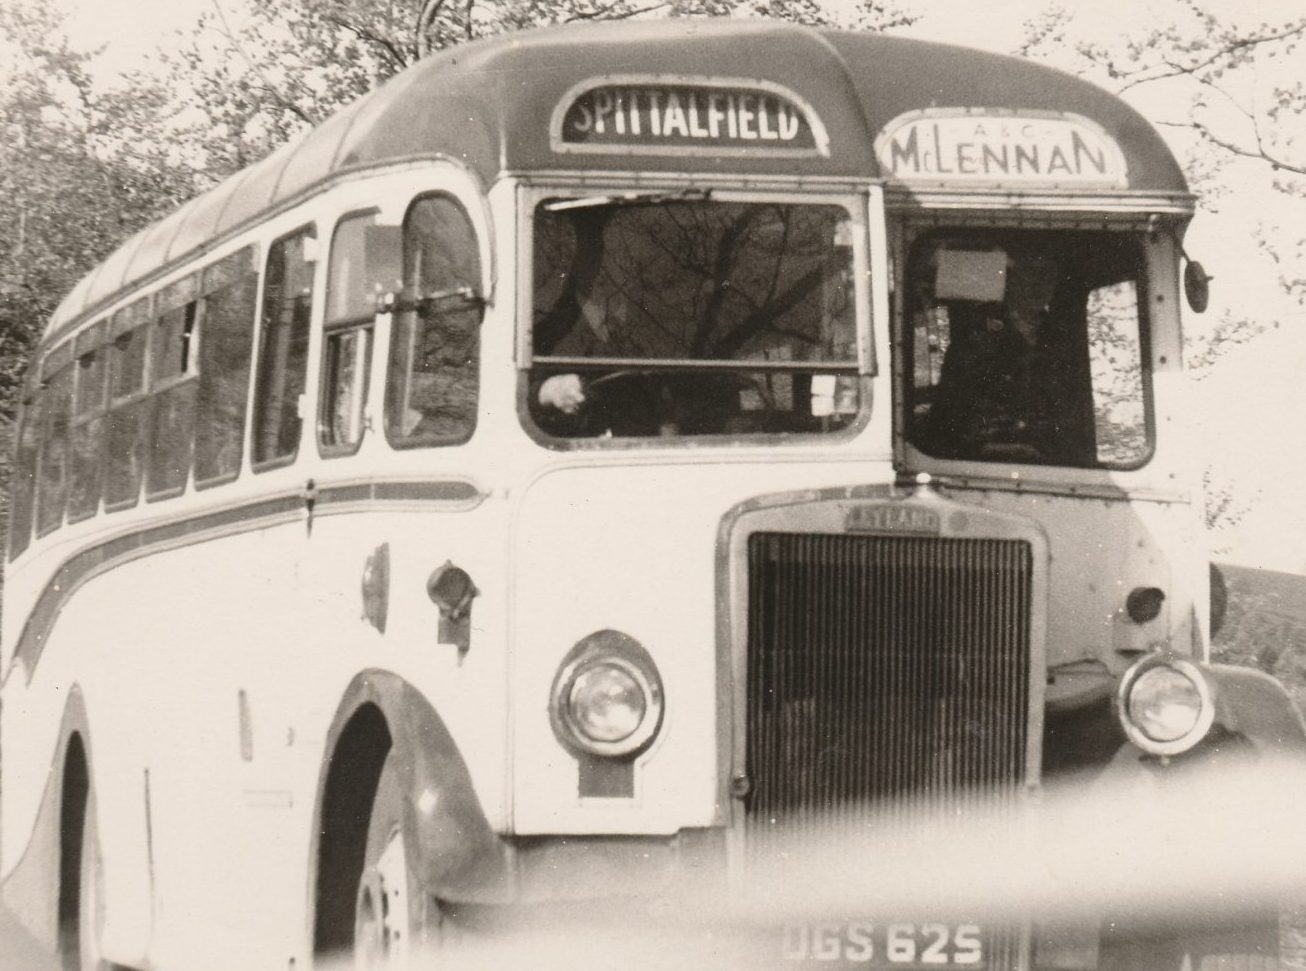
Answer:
[5,479,485,686]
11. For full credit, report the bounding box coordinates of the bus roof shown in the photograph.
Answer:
[45,19,1191,342]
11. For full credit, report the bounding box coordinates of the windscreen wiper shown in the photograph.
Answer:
[542,188,712,212]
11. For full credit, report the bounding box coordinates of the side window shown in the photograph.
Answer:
[253,228,315,468]
[68,321,110,522]
[384,195,482,448]
[105,297,152,510]
[147,274,200,498]
[195,246,259,487]
[8,383,42,557]
[35,345,74,537]
[319,213,399,455]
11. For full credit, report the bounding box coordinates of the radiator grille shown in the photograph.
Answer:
[745,532,1033,832]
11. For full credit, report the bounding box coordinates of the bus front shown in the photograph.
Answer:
[481,31,1305,971]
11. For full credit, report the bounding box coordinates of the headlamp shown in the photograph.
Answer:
[1116,654,1214,756]
[551,630,664,759]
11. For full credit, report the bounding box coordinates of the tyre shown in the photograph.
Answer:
[64,788,107,971]
[353,753,441,968]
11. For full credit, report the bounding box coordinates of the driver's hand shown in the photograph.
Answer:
[538,374,586,415]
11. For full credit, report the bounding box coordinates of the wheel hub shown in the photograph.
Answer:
[355,829,410,969]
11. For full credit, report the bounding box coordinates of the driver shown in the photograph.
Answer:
[527,210,613,420]
[535,276,619,415]
[538,372,587,415]
[532,212,634,425]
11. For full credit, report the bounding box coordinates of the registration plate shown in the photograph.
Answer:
[781,921,984,966]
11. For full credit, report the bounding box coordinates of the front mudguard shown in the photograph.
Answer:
[1203,663,1306,758]
[313,670,512,911]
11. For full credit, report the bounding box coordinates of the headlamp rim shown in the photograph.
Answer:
[549,630,665,759]
[1116,653,1215,756]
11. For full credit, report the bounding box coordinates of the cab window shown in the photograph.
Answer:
[905,228,1151,469]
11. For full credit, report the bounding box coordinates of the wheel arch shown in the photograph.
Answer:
[1,687,93,956]
[307,670,510,958]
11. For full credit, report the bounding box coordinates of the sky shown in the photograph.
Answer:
[48,0,1306,572]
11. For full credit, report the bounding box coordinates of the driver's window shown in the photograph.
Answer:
[383,194,482,449]
[905,228,1150,469]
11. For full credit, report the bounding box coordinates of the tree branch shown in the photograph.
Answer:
[1156,119,1306,176]
[1115,19,1306,92]
[208,0,319,126]
[323,14,409,72]
[417,0,450,56]
[564,1,671,24]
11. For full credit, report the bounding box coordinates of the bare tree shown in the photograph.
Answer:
[1020,2,1306,304]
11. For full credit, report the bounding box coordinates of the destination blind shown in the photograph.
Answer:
[555,82,824,155]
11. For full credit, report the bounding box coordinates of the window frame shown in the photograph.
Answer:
[193,244,261,491]
[383,192,484,452]
[899,222,1156,473]
[149,273,201,396]
[66,319,111,524]
[108,299,152,409]
[145,272,202,502]
[318,208,384,459]
[103,295,153,513]
[33,342,75,538]
[318,325,374,458]
[516,182,874,450]
[251,223,318,473]
[7,381,42,558]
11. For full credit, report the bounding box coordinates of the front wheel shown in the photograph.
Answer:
[354,754,443,968]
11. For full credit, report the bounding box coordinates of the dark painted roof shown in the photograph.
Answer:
[45,19,1189,341]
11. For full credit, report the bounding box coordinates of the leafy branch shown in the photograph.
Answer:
[207,0,322,127]
[1111,19,1306,93]
[564,1,672,23]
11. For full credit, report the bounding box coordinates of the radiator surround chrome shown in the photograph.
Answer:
[717,480,1049,833]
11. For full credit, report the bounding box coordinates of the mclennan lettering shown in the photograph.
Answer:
[877,112,1126,185]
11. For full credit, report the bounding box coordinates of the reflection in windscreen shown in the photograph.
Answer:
[906,230,1150,468]
[529,199,860,439]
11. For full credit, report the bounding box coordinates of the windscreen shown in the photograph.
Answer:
[528,198,861,439]
[905,228,1151,469]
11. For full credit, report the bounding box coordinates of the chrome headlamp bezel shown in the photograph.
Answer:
[550,630,665,759]
[1116,653,1215,756]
